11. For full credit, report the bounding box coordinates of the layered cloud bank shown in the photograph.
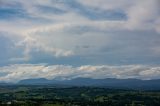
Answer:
[0,64,160,83]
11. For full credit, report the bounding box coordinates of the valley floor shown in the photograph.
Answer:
[0,85,160,106]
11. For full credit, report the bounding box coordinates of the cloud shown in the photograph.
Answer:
[78,0,160,31]
[0,0,159,66]
[0,64,160,83]
[125,0,160,31]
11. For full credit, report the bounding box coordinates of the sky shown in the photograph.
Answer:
[0,0,160,82]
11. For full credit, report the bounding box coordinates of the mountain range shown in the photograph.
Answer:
[17,78,160,90]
